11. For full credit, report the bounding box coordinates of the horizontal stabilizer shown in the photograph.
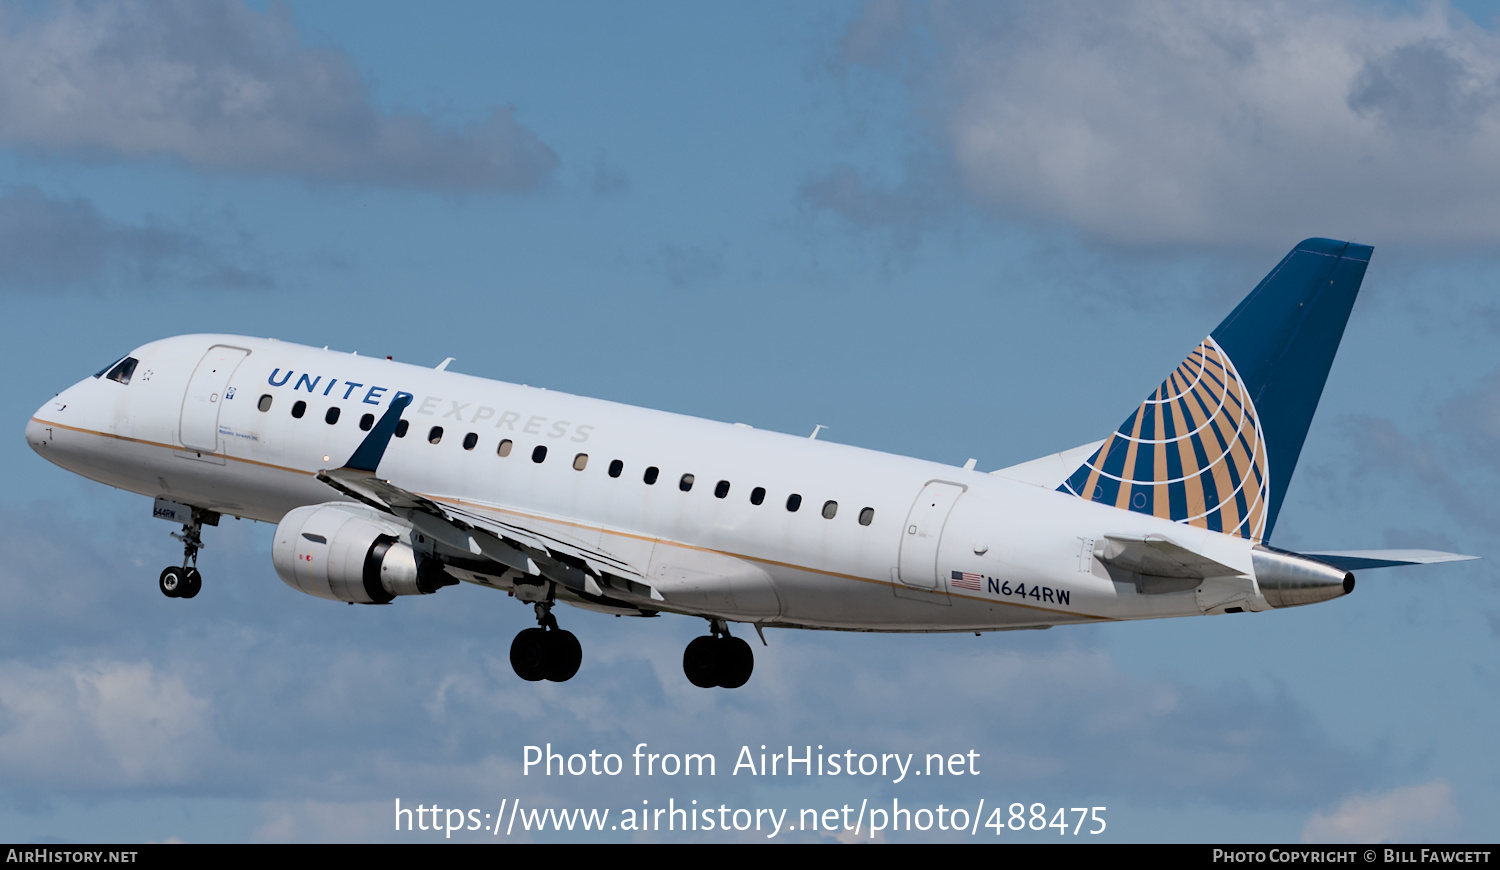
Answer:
[1097,534,1242,580]
[1299,549,1478,571]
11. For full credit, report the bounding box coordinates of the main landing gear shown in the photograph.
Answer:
[683,620,754,689]
[501,588,757,689]
[158,508,217,600]
[510,601,583,683]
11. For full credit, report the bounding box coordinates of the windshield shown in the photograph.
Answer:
[93,355,128,379]
[105,357,138,385]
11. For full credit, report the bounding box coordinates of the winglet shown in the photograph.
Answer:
[342,392,413,473]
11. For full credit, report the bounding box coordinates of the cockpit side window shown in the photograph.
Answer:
[105,357,139,385]
[94,355,128,379]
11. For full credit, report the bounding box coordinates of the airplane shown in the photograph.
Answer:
[24,238,1474,689]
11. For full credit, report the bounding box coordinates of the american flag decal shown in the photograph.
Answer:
[951,571,983,591]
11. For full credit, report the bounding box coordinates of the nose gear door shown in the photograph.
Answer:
[180,345,250,454]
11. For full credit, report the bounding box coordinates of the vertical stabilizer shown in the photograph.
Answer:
[1058,239,1372,543]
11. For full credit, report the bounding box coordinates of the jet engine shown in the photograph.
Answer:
[272,503,452,604]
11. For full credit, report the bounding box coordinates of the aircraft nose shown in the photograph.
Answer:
[25,410,53,454]
[27,386,77,456]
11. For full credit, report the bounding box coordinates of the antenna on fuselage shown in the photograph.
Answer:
[435,358,454,371]
[809,424,828,440]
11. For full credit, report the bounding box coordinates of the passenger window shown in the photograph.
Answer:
[106,357,138,385]
[679,473,695,492]
[532,445,548,463]
[359,413,374,431]
[395,419,409,438]
[428,426,443,444]
[258,394,273,412]
[573,453,588,471]
[644,466,659,485]
[750,487,766,505]
[822,500,838,519]
[608,459,623,478]
[463,433,478,451]
[859,507,875,526]
[714,480,730,499]
[497,439,513,457]
[786,493,802,512]
[325,407,340,425]
[292,400,307,419]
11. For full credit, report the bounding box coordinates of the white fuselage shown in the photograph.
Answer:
[27,334,1272,632]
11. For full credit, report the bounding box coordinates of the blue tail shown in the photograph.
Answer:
[1058,238,1372,543]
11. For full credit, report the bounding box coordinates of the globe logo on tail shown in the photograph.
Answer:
[1058,336,1270,542]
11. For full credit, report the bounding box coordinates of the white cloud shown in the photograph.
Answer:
[0,1,557,191]
[1302,780,1459,843]
[0,660,219,788]
[0,186,271,291]
[828,1,1500,247]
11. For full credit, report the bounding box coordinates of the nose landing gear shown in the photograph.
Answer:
[157,506,217,600]
[158,565,201,599]
[683,619,754,689]
[510,600,583,683]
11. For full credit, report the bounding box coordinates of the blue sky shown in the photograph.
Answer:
[1,0,1497,843]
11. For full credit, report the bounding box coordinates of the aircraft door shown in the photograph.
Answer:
[897,481,966,589]
[180,345,250,453]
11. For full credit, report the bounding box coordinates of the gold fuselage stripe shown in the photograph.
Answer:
[33,416,1108,622]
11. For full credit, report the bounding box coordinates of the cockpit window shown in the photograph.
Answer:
[94,355,128,379]
[105,357,138,385]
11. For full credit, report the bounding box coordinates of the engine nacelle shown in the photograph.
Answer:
[272,504,451,604]
[1252,546,1355,609]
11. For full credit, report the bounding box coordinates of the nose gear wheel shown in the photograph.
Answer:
[158,509,213,599]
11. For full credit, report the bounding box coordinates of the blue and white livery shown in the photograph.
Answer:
[25,239,1473,688]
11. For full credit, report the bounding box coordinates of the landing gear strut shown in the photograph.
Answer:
[510,600,583,683]
[158,508,216,599]
[683,619,754,689]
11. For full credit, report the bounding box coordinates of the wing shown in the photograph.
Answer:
[317,393,662,605]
